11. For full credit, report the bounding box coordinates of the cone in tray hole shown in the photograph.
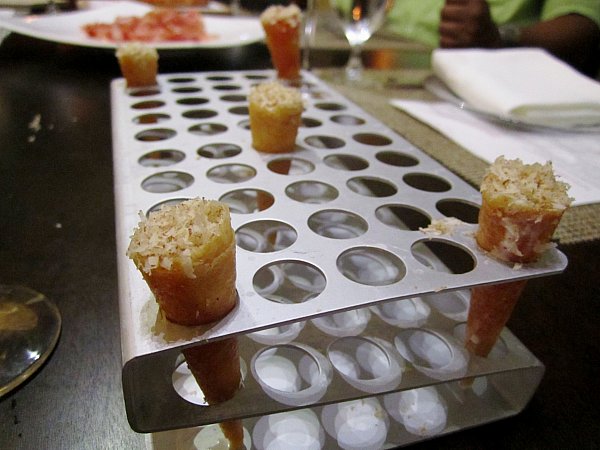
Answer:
[248,81,303,154]
[466,156,572,357]
[116,43,159,88]
[127,198,243,449]
[260,4,303,82]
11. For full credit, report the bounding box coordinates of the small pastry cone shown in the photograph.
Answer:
[466,157,571,357]
[127,198,237,326]
[248,81,303,154]
[127,198,242,448]
[260,4,302,81]
[116,43,159,88]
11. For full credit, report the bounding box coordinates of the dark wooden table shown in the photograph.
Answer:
[1,31,599,450]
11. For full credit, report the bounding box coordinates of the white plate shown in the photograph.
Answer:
[0,0,264,49]
[424,75,600,133]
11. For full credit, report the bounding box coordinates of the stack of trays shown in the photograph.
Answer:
[111,70,565,447]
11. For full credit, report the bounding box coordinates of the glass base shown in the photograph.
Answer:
[0,285,61,397]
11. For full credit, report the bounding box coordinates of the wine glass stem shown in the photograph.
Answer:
[345,44,364,81]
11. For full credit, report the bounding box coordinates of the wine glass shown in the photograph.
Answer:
[329,0,390,83]
[0,285,61,397]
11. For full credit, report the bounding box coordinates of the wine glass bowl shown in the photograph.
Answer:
[0,285,61,397]
[329,0,391,82]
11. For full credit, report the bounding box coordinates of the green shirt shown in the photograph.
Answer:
[384,0,600,47]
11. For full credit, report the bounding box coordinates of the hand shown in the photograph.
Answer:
[439,0,502,48]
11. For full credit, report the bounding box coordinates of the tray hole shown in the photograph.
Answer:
[308,209,367,239]
[182,109,218,120]
[321,399,389,450]
[253,261,326,304]
[411,240,475,274]
[129,87,160,97]
[331,114,365,126]
[171,354,247,406]
[220,189,274,213]
[253,346,317,393]
[384,387,447,437]
[304,135,345,149]
[423,289,470,322]
[311,309,371,337]
[376,151,419,167]
[267,157,314,175]
[220,94,247,102]
[238,119,251,130]
[301,117,322,128]
[371,297,431,328]
[132,113,170,125]
[353,133,392,146]
[403,173,451,193]
[188,123,228,136]
[252,345,329,405]
[375,204,430,231]
[314,102,346,111]
[206,163,256,183]
[394,329,453,370]
[168,77,195,83]
[176,97,209,106]
[229,105,249,115]
[286,181,339,204]
[197,143,242,159]
[135,128,176,142]
[213,84,241,91]
[141,171,193,193]
[146,198,188,215]
[131,100,164,109]
[245,74,269,80]
[172,86,201,94]
[191,425,251,450]
[253,410,325,450]
[436,199,480,224]
[347,177,397,197]
[324,154,368,171]
[207,75,233,81]
[236,220,297,253]
[328,337,394,383]
[337,247,405,286]
[138,149,185,167]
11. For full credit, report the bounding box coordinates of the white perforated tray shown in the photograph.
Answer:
[111,70,565,436]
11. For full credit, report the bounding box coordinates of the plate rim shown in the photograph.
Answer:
[0,0,264,50]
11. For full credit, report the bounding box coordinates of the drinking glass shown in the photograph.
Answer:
[0,285,61,397]
[329,0,390,83]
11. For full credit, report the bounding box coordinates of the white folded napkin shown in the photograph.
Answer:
[431,48,600,128]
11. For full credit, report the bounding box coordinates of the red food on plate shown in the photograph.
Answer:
[82,8,214,43]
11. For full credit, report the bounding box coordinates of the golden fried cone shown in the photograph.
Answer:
[128,199,243,447]
[116,43,158,88]
[248,82,303,154]
[466,157,571,357]
[260,4,302,81]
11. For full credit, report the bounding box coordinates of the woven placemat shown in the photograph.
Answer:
[318,69,600,245]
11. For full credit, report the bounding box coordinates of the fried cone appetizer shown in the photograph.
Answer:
[116,43,159,88]
[466,157,571,357]
[127,198,242,448]
[249,81,303,154]
[260,4,302,81]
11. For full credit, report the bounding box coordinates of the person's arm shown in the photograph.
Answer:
[520,14,600,76]
[439,0,600,75]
